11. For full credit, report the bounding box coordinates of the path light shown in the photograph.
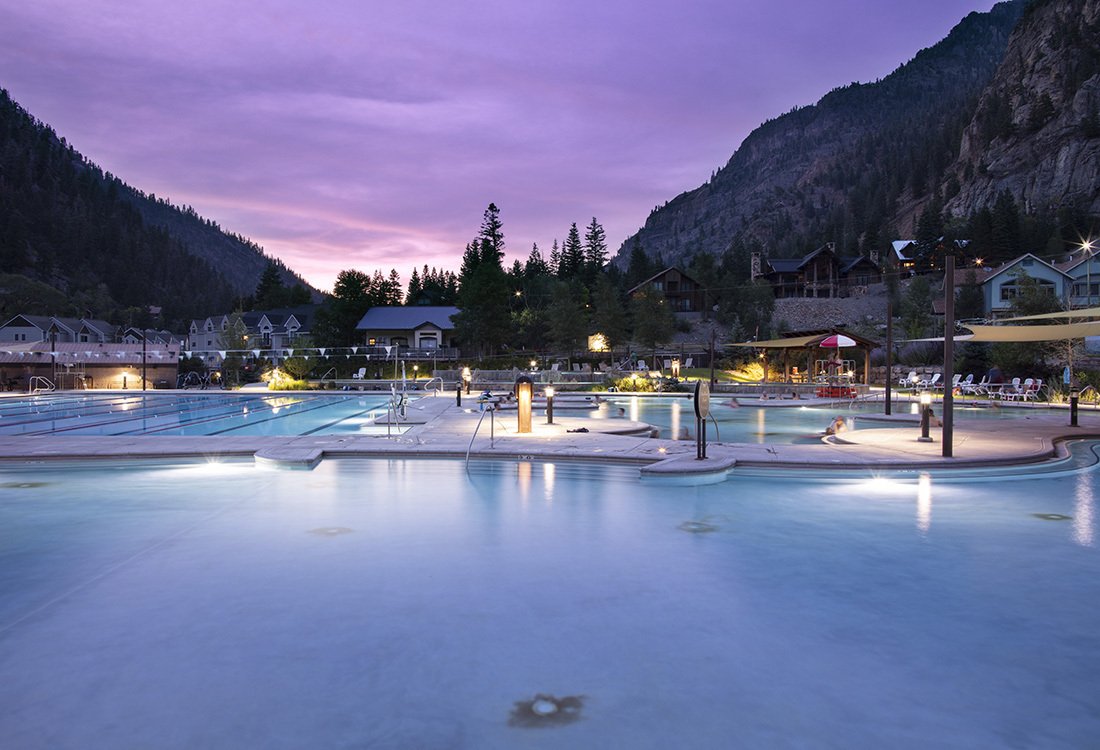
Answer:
[671,359,681,379]
[461,366,471,394]
[918,391,933,443]
[516,375,533,433]
[545,386,555,424]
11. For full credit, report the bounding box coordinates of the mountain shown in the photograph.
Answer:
[0,88,318,329]
[614,0,1096,269]
[946,0,1100,217]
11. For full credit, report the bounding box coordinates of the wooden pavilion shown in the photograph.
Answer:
[730,328,879,390]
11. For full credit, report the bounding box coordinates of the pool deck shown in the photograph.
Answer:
[2,390,1100,476]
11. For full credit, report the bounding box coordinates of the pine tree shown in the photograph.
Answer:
[406,267,422,304]
[583,217,608,277]
[559,223,584,278]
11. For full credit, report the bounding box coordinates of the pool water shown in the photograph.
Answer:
[594,394,1025,443]
[1,453,1098,748]
[0,392,402,436]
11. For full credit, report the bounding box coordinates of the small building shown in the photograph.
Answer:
[626,268,706,314]
[938,253,1070,318]
[0,315,117,344]
[355,306,460,357]
[759,243,881,298]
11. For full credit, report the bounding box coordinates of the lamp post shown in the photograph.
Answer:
[1084,239,1095,307]
[545,386,555,424]
[918,391,933,442]
[461,366,471,395]
[516,375,533,433]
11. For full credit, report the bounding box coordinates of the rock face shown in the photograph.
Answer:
[613,0,1100,270]
[947,0,1100,217]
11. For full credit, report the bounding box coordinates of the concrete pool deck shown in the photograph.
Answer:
[2,390,1100,475]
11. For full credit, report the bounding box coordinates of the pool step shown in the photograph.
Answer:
[254,446,323,470]
[640,454,736,484]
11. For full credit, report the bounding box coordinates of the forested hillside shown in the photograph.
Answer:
[614,0,1098,270]
[0,88,314,329]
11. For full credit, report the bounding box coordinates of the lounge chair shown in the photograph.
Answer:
[917,373,941,389]
[994,377,1022,399]
[637,360,648,372]
[1021,378,1043,401]
[898,370,918,388]
[684,357,693,368]
[956,373,975,393]
[1004,378,1034,401]
[945,373,962,391]
[965,374,989,395]
[351,367,366,380]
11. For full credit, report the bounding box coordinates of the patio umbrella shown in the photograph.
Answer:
[819,333,855,379]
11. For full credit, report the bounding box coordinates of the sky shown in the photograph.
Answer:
[0,0,998,293]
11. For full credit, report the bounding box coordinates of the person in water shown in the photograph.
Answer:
[825,415,847,435]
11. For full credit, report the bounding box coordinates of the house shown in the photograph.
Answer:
[889,238,971,275]
[1053,247,1100,308]
[0,315,118,344]
[938,253,1071,318]
[626,268,706,314]
[186,306,316,366]
[355,306,459,355]
[121,328,186,347]
[757,243,881,298]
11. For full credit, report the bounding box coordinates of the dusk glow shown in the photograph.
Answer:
[1,0,996,291]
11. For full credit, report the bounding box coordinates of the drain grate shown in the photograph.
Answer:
[509,694,584,728]
[308,527,355,536]
[1032,513,1073,521]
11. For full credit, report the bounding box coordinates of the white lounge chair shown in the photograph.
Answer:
[351,367,366,380]
[1004,377,1034,401]
[917,373,941,389]
[637,360,648,372]
[994,377,1022,399]
[956,373,974,393]
[1021,378,1043,401]
[899,370,918,388]
[684,357,693,368]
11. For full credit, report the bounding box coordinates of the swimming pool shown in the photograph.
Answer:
[0,392,404,436]
[1,453,1097,748]
[591,394,1029,443]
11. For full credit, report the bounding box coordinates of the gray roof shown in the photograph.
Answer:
[356,306,459,331]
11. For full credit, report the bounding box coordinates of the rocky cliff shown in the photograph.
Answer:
[946,0,1100,218]
[614,1,1083,268]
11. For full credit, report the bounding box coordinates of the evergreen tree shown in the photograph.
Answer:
[590,275,630,353]
[583,217,608,279]
[453,204,513,355]
[991,190,1022,262]
[630,286,675,360]
[558,223,584,279]
[548,240,561,277]
[406,267,422,304]
[546,280,589,353]
[955,269,985,320]
[525,243,550,277]
[313,269,371,346]
[624,237,654,289]
[253,262,285,310]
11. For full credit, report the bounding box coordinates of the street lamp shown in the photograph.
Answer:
[1083,239,1095,307]
[918,391,933,442]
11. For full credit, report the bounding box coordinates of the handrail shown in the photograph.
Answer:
[30,376,55,394]
[422,376,443,395]
[465,404,495,472]
[318,367,337,386]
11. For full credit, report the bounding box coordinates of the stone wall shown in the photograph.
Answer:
[773,291,889,332]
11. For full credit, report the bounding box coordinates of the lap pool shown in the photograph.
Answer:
[1,450,1098,748]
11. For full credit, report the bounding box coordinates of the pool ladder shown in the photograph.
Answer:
[465,403,496,471]
[29,376,55,394]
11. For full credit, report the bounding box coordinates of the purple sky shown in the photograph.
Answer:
[1,0,997,292]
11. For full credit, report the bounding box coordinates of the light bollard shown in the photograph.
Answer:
[545,386,555,424]
[516,375,533,434]
[918,390,933,443]
[1071,390,1079,427]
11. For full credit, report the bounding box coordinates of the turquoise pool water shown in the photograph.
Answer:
[0,392,1042,443]
[594,394,1028,443]
[1,453,1098,748]
[0,392,401,436]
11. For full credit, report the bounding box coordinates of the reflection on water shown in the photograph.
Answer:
[1075,470,1094,546]
[917,472,933,534]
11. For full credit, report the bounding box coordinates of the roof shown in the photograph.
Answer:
[356,306,459,331]
[626,267,703,295]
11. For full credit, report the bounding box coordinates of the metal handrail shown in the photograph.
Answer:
[318,367,337,386]
[465,404,495,471]
[422,376,444,395]
[30,376,55,394]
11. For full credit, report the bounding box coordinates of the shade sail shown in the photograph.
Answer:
[729,334,830,349]
[910,320,1100,343]
[998,306,1100,322]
